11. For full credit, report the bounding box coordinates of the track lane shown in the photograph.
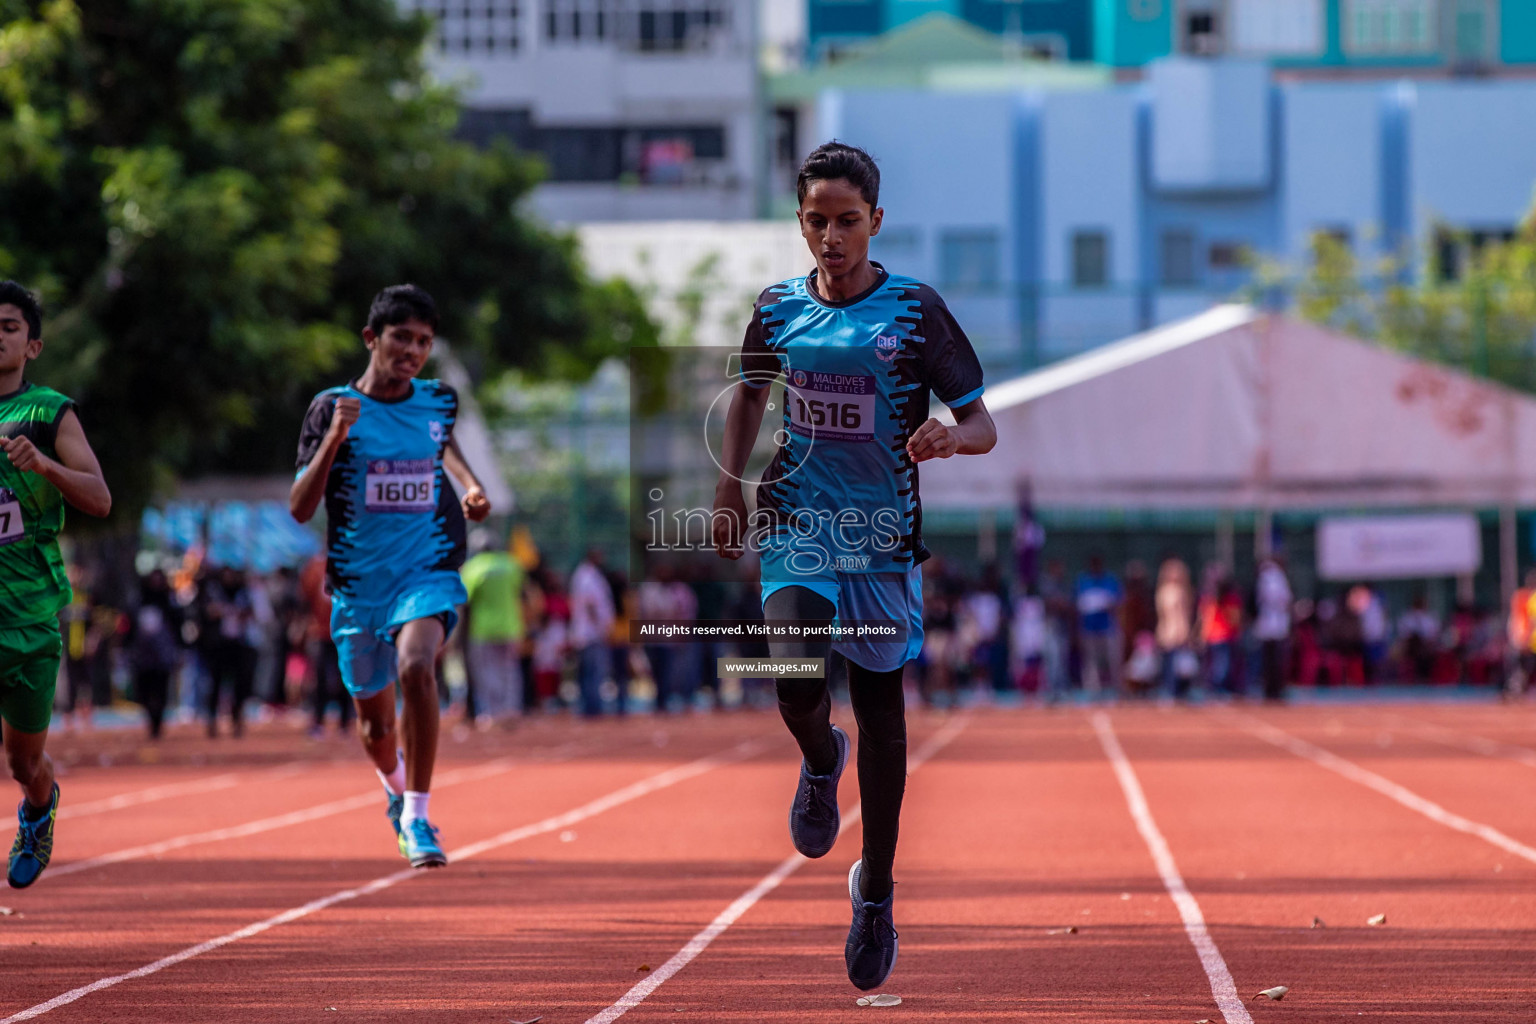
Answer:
[1113,706,1536,1022]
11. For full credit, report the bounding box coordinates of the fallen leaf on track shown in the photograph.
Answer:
[1195,1018,1214,1022]
[1367,913,1387,926]
[508,1017,543,1023]
[856,994,902,1007]
[637,964,652,972]
[1311,916,1326,928]
[0,907,13,916]
[1047,926,1077,935]
[1254,986,1289,1001]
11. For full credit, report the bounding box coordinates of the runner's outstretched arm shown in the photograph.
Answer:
[443,438,491,522]
[906,397,995,463]
[1,409,110,516]
[712,381,772,559]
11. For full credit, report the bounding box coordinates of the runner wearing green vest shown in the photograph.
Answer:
[0,282,112,889]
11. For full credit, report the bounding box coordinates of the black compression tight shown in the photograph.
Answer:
[765,587,907,904]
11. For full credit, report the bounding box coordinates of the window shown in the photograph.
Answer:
[458,114,727,184]
[1345,0,1435,55]
[417,0,523,55]
[872,227,922,270]
[1181,0,1223,55]
[1208,241,1248,270]
[627,2,730,52]
[1451,0,1491,65]
[1311,225,1353,253]
[1071,230,1109,289]
[1229,0,1323,56]
[1434,226,1515,282]
[545,0,614,42]
[1160,229,1198,288]
[939,230,998,292]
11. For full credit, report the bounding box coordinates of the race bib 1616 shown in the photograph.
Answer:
[786,371,876,442]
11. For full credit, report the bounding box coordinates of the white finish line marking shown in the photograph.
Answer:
[0,741,762,1023]
[1091,712,1253,1024]
[1237,713,1536,867]
[583,716,970,1024]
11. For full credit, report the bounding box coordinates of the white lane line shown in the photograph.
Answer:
[1091,712,1253,1024]
[583,716,970,1024]
[1238,713,1536,866]
[1388,715,1536,770]
[47,743,584,880]
[1,740,764,1023]
[58,762,311,821]
[58,774,244,820]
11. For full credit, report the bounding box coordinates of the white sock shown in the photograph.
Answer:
[402,790,430,826]
[377,752,406,796]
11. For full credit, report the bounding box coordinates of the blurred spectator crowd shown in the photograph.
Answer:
[53,536,1528,741]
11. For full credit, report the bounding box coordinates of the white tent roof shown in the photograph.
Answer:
[925,304,1536,511]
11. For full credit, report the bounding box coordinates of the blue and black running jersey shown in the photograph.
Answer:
[740,264,984,574]
[296,380,466,601]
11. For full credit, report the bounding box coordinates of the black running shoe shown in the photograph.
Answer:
[788,724,848,858]
[844,859,898,991]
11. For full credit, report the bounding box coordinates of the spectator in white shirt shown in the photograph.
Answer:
[570,549,616,717]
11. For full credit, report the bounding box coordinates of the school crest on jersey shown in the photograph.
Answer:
[874,332,901,363]
[428,419,446,444]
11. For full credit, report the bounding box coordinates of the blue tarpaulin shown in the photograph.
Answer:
[141,501,321,572]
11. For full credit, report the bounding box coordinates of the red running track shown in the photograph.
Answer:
[1,701,1535,1022]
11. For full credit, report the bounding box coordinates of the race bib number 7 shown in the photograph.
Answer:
[787,371,876,442]
[365,459,436,513]
[0,488,22,547]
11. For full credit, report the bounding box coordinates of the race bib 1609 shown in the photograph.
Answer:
[364,459,436,513]
[786,371,876,442]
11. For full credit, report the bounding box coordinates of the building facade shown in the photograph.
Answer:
[818,59,1536,370]
[807,1,1536,74]
[1096,0,1536,74]
[407,0,761,222]
[808,0,1094,61]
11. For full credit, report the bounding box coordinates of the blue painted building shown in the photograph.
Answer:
[809,0,1094,61]
[814,59,1536,370]
[807,1,1536,73]
[1095,0,1536,73]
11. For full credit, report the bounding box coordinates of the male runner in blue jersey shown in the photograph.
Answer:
[713,143,996,991]
[291,284,491,868]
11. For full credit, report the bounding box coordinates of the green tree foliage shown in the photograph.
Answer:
[1275,211,1536,392]
[0,0,655,517]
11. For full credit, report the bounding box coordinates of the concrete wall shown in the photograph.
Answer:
[1279,83,1383,258]
[425,0,759,222]
[1038,89,1142,357]
[1408,81,1536,236]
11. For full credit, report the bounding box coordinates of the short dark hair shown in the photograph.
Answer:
[796,141,880,210]
[0,281,43,340]
[366,284,439,335]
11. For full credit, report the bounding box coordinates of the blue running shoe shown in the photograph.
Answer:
[384,789,406,859]
[403,817,447,868]
[844,860,898,991]
[789,724,849,859]
[8,783,59,890]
